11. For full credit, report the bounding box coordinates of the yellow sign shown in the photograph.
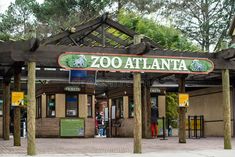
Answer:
[179,93,189,107]
[12,92,24,106]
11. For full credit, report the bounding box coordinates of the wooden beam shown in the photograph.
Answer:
[232,82,235,138]
[142,81,151,139]
[222,69,232,149]
[133,35,142,154]
[96,26,131,47]
[133,72,142,153]
[3,62,24,84]
[3,83,10,140]
[0,39,39,65]
[228,16,235,36]
[13,66,21,146]
[126,42,151,54]
[219,49,235,60]
[105,19,137,37]
[177,74,187,143]
[27,61,36,155]
[41,16,106,45]
[86,33,113,47]
[3,40,235,70]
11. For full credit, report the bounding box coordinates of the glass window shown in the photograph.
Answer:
[0,99,3,116]
[36,96,42,118]
[112,97,123,119]
[66,94,78,117]
[47,94,56,117]
[87,95,92,118]
[128,96,134,118]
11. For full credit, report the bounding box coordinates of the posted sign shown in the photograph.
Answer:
[58,52,214,74]
[179,93,189,107]
[12,92,24,106]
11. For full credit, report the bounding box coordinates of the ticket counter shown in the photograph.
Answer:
[35,84,95,137]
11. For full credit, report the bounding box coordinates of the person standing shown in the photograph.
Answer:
[151,102,158,138]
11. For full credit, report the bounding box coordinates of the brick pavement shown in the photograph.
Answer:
[0,137,234,155]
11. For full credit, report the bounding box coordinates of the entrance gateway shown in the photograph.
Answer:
[1,13,234,155]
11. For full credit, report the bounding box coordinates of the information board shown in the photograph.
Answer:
[60,118,85,137]
[11,91,24,106]
[179,93,189,107]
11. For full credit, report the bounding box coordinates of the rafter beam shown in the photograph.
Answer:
[41,16,106,45]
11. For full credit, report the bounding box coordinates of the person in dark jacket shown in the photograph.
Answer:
[151,102,158,138]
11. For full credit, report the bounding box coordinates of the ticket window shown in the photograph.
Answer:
[66,94,78,117]
[47,94,56,117]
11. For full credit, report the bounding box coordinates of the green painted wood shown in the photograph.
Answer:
[60,119,85,137]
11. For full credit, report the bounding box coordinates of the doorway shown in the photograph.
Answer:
[95,98,108,137]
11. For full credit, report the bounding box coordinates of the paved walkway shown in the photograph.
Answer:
[0,137,234,156]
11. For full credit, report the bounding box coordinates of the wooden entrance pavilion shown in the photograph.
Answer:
[0,13,234,155]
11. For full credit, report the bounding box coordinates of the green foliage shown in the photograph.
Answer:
[162,0,235,51]
[0,32,11,41]
[0,0,37,40]
[166,92,178,128]
[32,0,110,36]
[111,0,163,14]
[118,11,200,51]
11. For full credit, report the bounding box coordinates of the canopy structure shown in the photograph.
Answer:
[0,13,235,91]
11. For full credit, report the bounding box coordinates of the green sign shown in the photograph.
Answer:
[60,118,85,137]
[58,52,214,74]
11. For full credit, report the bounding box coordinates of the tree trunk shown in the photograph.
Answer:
[178,75,187,143]
[27,62,36,155]
[3,83,10,140]
[133,72,142,153]
[222,69,232,149]
[14,70,21,146]
[142,82,151,138]
[133,35,143,153]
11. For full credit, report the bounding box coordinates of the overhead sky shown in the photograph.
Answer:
[0,0,44,13]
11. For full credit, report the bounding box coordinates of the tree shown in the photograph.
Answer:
[166,92,178,128]
[0,0,37,40]
[112,0,163,15]
[118,11,200,51]
[32,0,110,37]
[162,0,235,51]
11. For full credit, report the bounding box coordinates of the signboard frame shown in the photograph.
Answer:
[58,52,214,74]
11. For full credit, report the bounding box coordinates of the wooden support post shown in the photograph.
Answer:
[178,75,187,143]
[222,69,232,149]
[233,83,235,138]
[13,68,21,146]
[3,83,10,140]
[133,35,143,153]
[27,62,36,155]
[142,81,151,138]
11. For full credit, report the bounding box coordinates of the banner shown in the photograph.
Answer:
[58,52,214,74]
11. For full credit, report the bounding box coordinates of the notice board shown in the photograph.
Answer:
[60,118,85,137]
